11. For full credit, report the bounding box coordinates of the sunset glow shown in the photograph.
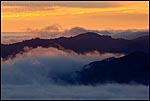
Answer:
[1,1,149,32]
[1,1,149,100]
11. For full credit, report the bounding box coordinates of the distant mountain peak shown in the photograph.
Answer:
[74,32,111,38]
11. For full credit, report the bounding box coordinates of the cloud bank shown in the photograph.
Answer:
[2,25,148,44]
[2,47,124,85]
[1,47,148,100]
[1,84,149,100]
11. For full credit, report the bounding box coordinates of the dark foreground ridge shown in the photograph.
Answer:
[62,51,149,85]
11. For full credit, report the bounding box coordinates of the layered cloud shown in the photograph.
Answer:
[1,47,124,85]
[2,1,123,8]
[1,47,148,100]
[2,1,149,32]
[1,84,149,100]
[1,25,149,44]
[2,1,148,18]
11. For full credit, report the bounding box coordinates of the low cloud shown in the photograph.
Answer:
[1,47,148,100]
[2,25,149,44]
[25,24,64,39]
[1,84,149,100]
[26,24,63,33]
[25,25,103,39]
[1,47,124,85]
[1,35,33,44]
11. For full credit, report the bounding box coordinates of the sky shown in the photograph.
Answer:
[1,1,149,32]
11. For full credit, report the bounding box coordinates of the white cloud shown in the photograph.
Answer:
[1,47,148,100]
[1,47,124,85]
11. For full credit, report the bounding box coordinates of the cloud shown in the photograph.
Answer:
[25,24,63,39]
[1,35,34,44]
[2,25,149,44]
[1,1,123,18]
[1,1,131,18]
[24,25,89,40]
[1,26,96,44]
[41,24,62,32]
[1,24,63,44]
[1,84,149,100]
[2,1,122,8]
[1,47,124,85]
[1,47,148,100]
[25,25,149,40]
[26,24,63,33]
[25,25,105,39]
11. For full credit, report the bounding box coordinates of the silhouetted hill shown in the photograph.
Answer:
[45,32,149,54]
[1,32,149,59]
[67,51,149,85]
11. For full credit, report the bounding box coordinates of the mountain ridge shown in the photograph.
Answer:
[1,32,149,59]
[64,51,149,85]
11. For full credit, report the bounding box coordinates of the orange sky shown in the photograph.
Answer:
[1,1,149,32]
